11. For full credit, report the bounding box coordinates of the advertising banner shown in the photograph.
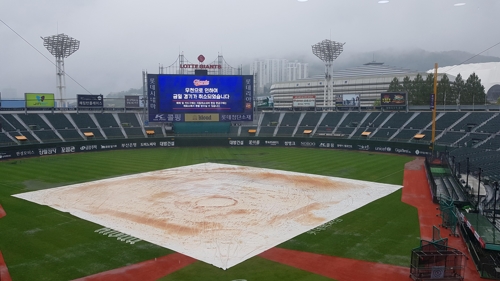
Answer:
[25,93,55,108]
[125,95,141,108]
[336,94,360,107]
[430,93,435,110]
[77,94,103,108]
[185,114,220,122]
[292,95,316,108]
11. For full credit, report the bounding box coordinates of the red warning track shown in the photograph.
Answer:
[73,253,195,281]
[0,251,12,281]
[259,247,408,281]
[401,158,482,281]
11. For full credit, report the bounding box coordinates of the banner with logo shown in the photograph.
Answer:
[380,92,407,109]
[25,93,55,108]
[77,94,103,108]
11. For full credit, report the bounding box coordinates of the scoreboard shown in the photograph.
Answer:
[148,74,253,122]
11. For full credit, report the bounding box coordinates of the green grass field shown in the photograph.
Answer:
[0,147,420,281]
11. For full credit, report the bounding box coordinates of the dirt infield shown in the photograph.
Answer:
[0,251,12,281]
[259,247,409,281]
[74,253,195,281]
[0,204,6,219]
[401,158,482,281]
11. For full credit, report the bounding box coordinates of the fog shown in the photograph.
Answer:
[1,0,499,98]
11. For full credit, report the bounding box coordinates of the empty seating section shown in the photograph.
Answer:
[258,127,276,136]
[383,112,413,129]
[392,129,419,141]
[457,133,489,147]
[405,112,432,130]
[17,114,51,130]
[276,126,295,136]
[475,114,500,134]
[1,114,26,131]
[102,128,125,139]
[0,133,15,146]
[57,129,83,141]
[280,113,300,126]
[124,128,144,138]
[339,112,366,127]
[416,130,433,141]
[299,113,322,127]
[261,113,280,126]
[360,112,380,127]
[44,114,74,129]
[317,112,343,134]
[335,127,355,136]
[370,112,391,128]
[478,135,500,151]
[450,148,500,183]
[70,113,97,128]
[436,132,467,145]
[117,113,141,127]
[34,130,61,143]
[94,113,118,128]
[435,112,466,130]
[453,112,494,131]
[319,112,343,126]
[0,116,16,132]
[371,128,397,140]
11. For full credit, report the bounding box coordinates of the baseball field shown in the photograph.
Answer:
[0,146,419,280]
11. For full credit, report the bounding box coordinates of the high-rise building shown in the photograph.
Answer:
[250,59,308,95]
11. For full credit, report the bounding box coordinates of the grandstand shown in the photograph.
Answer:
[2,107,500,279]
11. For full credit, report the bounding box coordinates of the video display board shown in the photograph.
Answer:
[336,94,360,107]
[380,92,407,110]
[25,93,55,108]
[148,74,253,122]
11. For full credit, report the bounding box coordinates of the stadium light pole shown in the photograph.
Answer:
[312,39,345,108]
[41,33,80,107]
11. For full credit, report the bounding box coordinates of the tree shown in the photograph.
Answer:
[452,74,465,107]
[464,72,486,106]
[402,76,414,105]
[437,74,452,107]
[388,77,403,92]
[412,74,426,105]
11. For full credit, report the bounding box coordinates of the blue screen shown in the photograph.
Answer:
[158,75,244,113]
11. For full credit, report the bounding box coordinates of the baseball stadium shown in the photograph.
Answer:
[2,45,500,281]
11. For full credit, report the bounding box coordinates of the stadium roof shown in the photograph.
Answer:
[427,62,500,93]
[310,62,416,79]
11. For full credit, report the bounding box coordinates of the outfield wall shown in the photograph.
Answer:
[0,136,444,161]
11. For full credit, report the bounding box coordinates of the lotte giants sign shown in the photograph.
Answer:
[180,54,222,69]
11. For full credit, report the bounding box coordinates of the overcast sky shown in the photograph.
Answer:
[1,0,499,99]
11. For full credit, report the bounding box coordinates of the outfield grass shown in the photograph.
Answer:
[0,147,419,280]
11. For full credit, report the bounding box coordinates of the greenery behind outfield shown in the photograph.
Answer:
[0,147,419,281]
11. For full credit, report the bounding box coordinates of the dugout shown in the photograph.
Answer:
[410,240,466,281]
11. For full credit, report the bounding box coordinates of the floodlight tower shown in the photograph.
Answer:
[312,39,345,107]
[42,33,80,107]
